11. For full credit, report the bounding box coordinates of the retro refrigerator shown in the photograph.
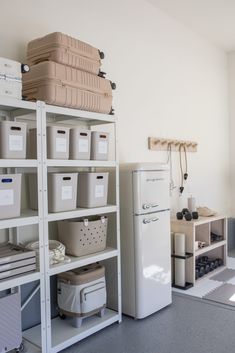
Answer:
[120,163,172,319]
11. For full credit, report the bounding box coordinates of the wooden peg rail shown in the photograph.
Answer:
[148,137,198,152]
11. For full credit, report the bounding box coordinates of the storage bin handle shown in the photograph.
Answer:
[57,130,66,134]
[1,178,13,183]
[99,134,107,138]
[63,177,71,181]
[97,176,103,179]
[80,132,88,137]
[10,126,21,131]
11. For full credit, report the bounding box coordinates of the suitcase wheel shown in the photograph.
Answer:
[110,81,116,90]
[98,50,105,59]
[109,107,115,115]
[59,312,66,320]
[21,64,30,74]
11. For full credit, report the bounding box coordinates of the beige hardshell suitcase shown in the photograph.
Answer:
[27,32,104,75]
[23,61,113,114]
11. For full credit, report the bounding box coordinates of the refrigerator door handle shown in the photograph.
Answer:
[143,217,159,224]
[142,203,159,210]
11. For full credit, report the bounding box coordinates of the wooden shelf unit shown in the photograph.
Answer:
[171,215,227,286]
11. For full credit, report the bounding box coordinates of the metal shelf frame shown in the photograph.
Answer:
[0,98,121,353]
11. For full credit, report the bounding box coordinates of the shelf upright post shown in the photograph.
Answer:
[37,101,48,353]
[114,121,122,323]
[40,101,52,353]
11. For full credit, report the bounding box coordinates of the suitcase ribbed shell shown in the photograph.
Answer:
[27,32,102,74]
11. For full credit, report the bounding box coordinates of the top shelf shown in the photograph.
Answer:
[0,97,37,113]
[45,104,116,124]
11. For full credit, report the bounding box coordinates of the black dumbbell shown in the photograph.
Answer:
[176,212,183,220]
[185,212,192,221]
[192,211,199,219]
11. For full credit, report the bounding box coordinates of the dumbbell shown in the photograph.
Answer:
[196,264,205,278]
[197,261,210,274]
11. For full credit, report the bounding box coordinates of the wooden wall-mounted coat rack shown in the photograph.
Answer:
[148,137,198,152]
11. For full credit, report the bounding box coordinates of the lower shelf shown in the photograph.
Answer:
[23,308,120,353]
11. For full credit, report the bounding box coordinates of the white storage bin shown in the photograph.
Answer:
[47,126,70,159]
[91,131,109,161]
[0,174,21,219]
[57,263,106,328]
[29,173,78,212]
[77,172,109,208]
[70,128,91,160]
[48,173,78,212]
[0,57,22,79]
[0,77,22,100]
[58,216,108,256]
[0,121,27,159]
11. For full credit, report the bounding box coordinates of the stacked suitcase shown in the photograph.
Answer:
[23,32,115,114]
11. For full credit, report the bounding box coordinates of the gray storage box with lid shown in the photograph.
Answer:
[29,173,78,212]
[77,172,109,208]
[0,121,27,159]
[0,174,21,219]
[70,128,91,160]
[91,131,109,160]
[58,216,108,256]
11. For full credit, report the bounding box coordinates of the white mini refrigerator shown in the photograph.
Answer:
[120,163,172,319]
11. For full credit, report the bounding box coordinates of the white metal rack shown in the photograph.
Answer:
[0,98,47,352]
[0,100,122,353]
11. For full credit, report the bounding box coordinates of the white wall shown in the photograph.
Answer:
[0,0,230,215]
[228,53,235,216]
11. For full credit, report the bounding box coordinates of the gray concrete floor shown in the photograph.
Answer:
[62,293,235,353]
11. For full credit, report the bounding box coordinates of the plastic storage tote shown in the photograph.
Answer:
[29,173,78,212]
[57,263,106,328]
[77,172,109,208]
[48,173,78,212]
[70,128,91,160]
[47,126,70,159]
[91,131,109,160]
[58,216,108,256]
[0,174,21,219]
[0,121,27,159]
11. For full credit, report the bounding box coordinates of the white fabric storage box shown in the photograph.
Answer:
[0,57,22,100]
[0,57,22,79]
[0,77,22,100]
[0,121,27,159]
[0,174,21,219]
[91,131,109,160]
[77,172,109,208]
[47,126,70,159]
[70,128,91,160]
[57,264,106,327]
[58,216,108,256]
[29,173,78,212]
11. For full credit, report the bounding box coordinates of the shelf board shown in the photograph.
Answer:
[45,104,116,124]
[0,97,36,112]
[171,215,226,227]
[47,205,118,222]
[0,159,38,168]
[49,247,118,276]
[0,209,39,230]
[195,240,226,256]
[47,159,117,168]
[23,309,119,353]
[0,270,40,291]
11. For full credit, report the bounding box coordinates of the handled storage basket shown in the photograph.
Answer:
[58,216,108,257]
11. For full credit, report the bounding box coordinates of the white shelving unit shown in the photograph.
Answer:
[19,102,121,353]
[0,98,47,351]
[171,215,227,287]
